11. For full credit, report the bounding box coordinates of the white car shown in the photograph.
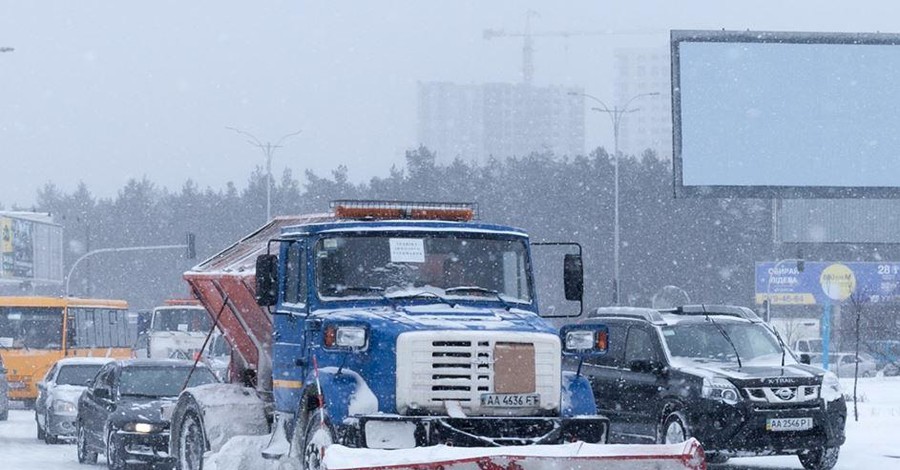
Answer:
[34,357,114,443]
[810,353,878,379]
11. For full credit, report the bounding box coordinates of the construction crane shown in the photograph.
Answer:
[483,11,664,84]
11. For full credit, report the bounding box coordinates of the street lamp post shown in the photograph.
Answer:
[227,127,302,221]
[570,91,659,305]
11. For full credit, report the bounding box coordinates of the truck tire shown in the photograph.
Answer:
[301,409,334,470]
[170,393,209,470]
[798,446,840,470]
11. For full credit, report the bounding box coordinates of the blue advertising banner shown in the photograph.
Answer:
[755,261,900,305]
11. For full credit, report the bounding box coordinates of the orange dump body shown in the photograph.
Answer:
[181,214,333,388]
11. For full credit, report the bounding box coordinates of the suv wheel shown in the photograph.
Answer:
[660,411,691,444]
[799,446,840,470]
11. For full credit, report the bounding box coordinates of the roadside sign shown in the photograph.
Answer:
[755,261,899,305]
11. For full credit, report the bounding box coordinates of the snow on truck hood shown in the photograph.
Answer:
[321,304,556,334]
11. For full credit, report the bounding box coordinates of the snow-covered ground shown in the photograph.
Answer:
[1,377,898,469]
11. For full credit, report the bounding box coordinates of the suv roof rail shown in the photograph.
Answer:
[660,304,762,322]
[590,307,667,325]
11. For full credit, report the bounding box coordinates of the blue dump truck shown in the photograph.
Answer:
[166,201,689,470]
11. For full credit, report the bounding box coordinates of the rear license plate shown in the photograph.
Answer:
[480,393,540,408]
[766,417,813,431]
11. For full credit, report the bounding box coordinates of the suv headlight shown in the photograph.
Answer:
[51,399,77,414]
[820,372,843,402]
[702,377,740,405]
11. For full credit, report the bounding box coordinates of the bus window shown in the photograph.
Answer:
[0,307,64,349]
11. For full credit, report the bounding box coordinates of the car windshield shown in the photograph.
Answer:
[119,366,217,397]
[151,308,211,333]
[0,307,63,349]
[314,234,532,304]
[56,364,105,386]
[662,321,785,364]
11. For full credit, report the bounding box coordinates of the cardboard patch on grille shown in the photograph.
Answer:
[493,342,535,393]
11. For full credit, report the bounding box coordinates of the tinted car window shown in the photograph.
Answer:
[56,364,106,386]
[119,366,217,397]
[625,327,658,364]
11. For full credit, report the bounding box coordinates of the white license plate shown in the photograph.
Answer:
[766,417,813,431]
[480,393,540,408]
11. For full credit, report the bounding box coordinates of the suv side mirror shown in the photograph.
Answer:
[94,388,112,402]
[255,254,279,306]
[563,254,584,301]
[799,353,811,365]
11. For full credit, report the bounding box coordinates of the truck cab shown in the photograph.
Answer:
[168,201,609,470]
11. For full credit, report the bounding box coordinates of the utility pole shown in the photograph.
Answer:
[226,127,302,221]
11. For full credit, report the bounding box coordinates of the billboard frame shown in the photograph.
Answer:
[671,29,900,199]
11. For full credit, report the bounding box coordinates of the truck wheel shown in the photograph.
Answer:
[76,423,98,464]
[659,411,691,445]
[171,393,209,470]
[301,409,335,470]
[798,446,840,470]
[177,411,207,470]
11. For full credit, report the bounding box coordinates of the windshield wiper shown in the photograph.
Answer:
[334,286,386,296]
[702,304,743,369]
[768,323,789,368]
[444,286,512,310]
[386,291,455,308]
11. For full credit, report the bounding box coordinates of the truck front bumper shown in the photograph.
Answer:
[351,414,608,449]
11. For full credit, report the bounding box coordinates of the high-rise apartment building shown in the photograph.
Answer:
[417,82,584,165]
[613,47,672,159]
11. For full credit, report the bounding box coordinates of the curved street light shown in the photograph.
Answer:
[570,91,660,305]
[226,127,302,221]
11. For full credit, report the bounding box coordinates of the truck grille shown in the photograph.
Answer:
[396,331,561,416]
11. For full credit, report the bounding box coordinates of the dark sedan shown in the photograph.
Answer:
[75,359,218,469]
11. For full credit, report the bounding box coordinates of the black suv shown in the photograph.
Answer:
[572,305,846,470]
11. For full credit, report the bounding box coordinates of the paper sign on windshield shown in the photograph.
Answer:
[390,238,425,263]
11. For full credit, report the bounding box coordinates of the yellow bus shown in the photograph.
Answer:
[0,296,133,404]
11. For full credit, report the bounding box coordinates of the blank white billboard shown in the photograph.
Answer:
[672,30,900,198]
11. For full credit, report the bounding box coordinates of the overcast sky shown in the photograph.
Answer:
[2,1,900,207]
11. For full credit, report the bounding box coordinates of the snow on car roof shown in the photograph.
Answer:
[54,357,116,366]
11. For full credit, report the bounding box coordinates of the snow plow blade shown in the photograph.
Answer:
[323,438,706,470]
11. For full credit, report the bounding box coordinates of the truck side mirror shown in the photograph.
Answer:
[563,254,583,301]
[255,254,279,306]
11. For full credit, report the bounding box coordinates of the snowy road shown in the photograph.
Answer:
[1,377,899,470]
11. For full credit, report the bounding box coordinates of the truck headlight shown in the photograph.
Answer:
[820,372,843,402]
[565,331,595,350]
[324,325,368,349]
[51,400,77,414]
[560,324,609,356]
[702,377,741,405]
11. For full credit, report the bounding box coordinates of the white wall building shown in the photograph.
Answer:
[612,46,672,159]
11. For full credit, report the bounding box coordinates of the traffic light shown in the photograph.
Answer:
[186,232,196,259]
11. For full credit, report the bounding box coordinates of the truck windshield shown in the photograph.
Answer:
[314,234,532,304]
[151,308,211,333]
[0,307,64,349]
[662,321,787,365]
